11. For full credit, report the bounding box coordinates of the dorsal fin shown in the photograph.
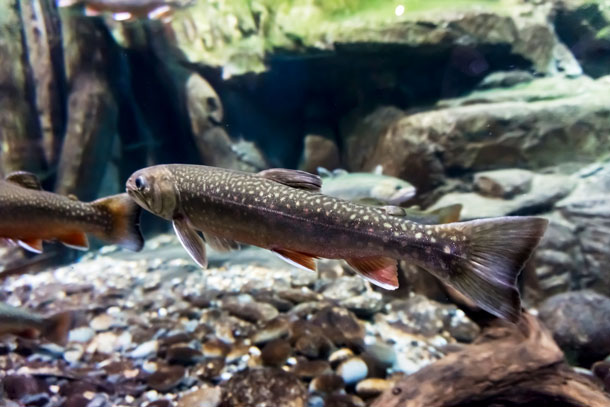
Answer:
[258,169,321,191]
[372,165,383,175]
[6,171,42,190]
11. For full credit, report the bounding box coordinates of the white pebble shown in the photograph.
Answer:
[337,357,368,385]
[68,327,95,343]
[129,340,158,359]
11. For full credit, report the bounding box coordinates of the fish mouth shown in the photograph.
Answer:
[388,187,416,205]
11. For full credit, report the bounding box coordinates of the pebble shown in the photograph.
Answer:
[324,394,366,407]
[321,277,366,301]
[222,295,279,323]
[337,357,369,385]
[292,360,332,379]
[201,339,231,358]
[146,365,186,392]
[146,400,174,407]
[309,374,345,394]
[64,345,85,363]
[328,348,355,367]
[130,340,159,359]
[90,314,117,331]
[167,345,204,365]
[194,358,225,381]
[177,386,221,407]
[2,375,44,400]
[68,327,96,343]
[261,339,292,367]
[221,368,307,407]
[251,317,290,344]
[310,306,365,348]
[355,378,392,397]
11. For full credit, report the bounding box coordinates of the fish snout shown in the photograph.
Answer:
[388,186,416,205]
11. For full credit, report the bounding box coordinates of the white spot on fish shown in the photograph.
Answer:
[444,246,451,254]
[415,232,422,239]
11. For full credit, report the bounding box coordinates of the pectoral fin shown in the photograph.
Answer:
[345,257,398,290]
[173,217,207,268]
[18,239,43,254]
[60,232,89,251]
[272,248,317,272]
[5,171,42,190]
[202,232,240,252]
[258,169,321,191]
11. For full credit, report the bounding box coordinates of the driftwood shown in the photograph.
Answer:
[372,313,610,407]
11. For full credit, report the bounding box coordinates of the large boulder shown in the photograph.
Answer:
[539,290,610,367]
[344,76,610,193]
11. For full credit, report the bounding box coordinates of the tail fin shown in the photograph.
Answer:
[440,216,548,322]
[42,311,73,346]
[428,204,462,224]
[92,194,144,251]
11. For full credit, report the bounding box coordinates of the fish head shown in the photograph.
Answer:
[126,166,178,220]
[370,179,416,205]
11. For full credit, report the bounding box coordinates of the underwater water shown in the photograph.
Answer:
[2,0,610,406]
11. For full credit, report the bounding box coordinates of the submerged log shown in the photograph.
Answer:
[19,0,66,168]
[0,0,47,175]
[372,314,610,407]
[55,15,118,201]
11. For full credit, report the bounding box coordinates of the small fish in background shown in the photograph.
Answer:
[318,166,417,206]
[0,171,143,254]
[391,204,463,225]
[56,0,195,22]
[126,164,548,322]
[0,303,73,345]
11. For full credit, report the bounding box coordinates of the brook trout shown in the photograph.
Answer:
[126,165,548,322]
[318,166,416,205]
[0,303,73,345]
[0,171,143,253]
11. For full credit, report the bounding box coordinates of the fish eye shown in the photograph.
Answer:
[135,176,145,190]
[395,185,402,191]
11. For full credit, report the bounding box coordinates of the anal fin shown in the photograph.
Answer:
[173,217,207,268]
[272,248,317,272]
[18,239,43,254]
[345,256,398,290]
[60,231,89,251]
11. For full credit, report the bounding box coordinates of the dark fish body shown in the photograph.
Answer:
[0,303,72,345]
[127,164,548,322]
[318,167,416,205]
[0,172,143,252]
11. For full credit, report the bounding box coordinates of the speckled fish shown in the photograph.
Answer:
[0,303,73,345]
[390,204,463,225]
[57,0,193,21]
[126,164,548,322]
[318,166,416,206]
[0,171,143,253]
